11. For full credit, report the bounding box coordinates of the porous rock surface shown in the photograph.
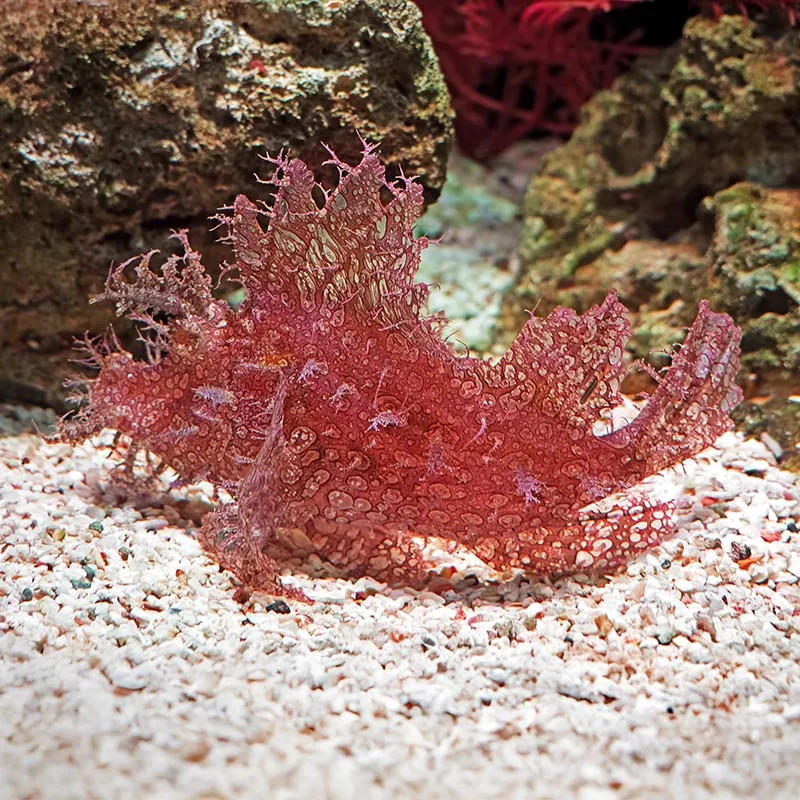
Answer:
[0,0,452,407]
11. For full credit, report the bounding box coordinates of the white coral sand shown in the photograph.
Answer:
[0,405,799,800]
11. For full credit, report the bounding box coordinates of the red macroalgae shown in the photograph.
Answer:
[62,143,742,597]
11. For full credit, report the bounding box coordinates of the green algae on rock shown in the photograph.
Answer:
[705,184,800,462]
[0,0,452,408]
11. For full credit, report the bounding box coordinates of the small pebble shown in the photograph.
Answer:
[730,542,752,561]
[656,630,677,646]
[265,600,291,614]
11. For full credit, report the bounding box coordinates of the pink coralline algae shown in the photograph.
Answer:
[62,144,743,598]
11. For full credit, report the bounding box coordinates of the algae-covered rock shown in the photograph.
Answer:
[515,14,800,306]
[509,13,800,465]
[705,184,800,461]
[0,0,452,407]
[706,184,800,323]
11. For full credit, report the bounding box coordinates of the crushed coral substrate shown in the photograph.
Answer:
[1,405,799,800]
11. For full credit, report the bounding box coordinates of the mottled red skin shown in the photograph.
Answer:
[62,144,743,597]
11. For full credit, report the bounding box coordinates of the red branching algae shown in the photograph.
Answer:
[62,143,743,597]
